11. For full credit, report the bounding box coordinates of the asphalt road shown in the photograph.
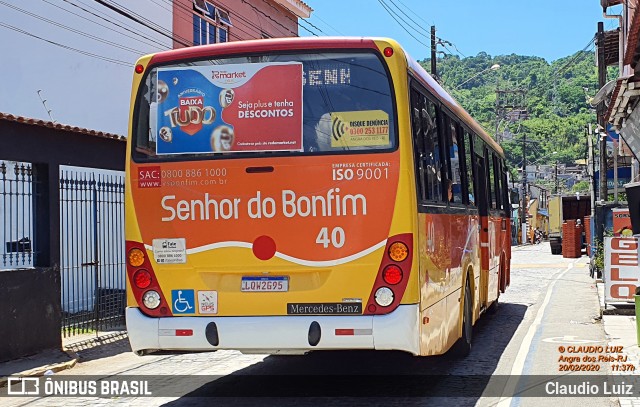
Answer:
[6,242,618,407]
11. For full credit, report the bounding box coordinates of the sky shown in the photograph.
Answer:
[0,0,621,137]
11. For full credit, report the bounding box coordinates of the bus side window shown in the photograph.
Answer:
[492,154,502,211]
[135,74,157,157]
[445,116,463,204]
[485,151,495,210]
[410,88,426,202]
[422,99,442,202]
[463,130,475,206]
[473,135,489,214]
[501,162,511,213]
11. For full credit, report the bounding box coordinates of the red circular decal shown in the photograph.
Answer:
[252,235,276,260]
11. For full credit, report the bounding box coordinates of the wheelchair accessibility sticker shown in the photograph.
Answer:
[172,290,195,314]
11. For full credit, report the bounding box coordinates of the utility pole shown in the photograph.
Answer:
[430,26,437,79]
[495,87,529,243]
[495,88,528,143]
[597,22,608,203]
[521,131,528,243]
[555,161,559,194]
[588,124,596,209]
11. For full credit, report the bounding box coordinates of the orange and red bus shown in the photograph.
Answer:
[125,37,511,357]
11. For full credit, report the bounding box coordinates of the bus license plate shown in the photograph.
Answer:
[241,276,288,292]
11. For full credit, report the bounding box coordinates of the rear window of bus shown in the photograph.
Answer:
[133,51,397,161]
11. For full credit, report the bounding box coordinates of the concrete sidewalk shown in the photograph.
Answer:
[598,281,640,407]
[0,331,128,387]
[1,255,639,407]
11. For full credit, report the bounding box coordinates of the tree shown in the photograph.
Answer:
[422,49,597,173]
[572,180,590,193]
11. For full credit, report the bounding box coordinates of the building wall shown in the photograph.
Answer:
[173,0,298,49]
[0,268,61,362]
[0,116,126,361]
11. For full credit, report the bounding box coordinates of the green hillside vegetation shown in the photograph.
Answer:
[420,51,605,180]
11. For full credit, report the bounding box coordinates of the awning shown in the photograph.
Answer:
[604,29,621,67]
[618,104,640,160]
[605,75,636,125]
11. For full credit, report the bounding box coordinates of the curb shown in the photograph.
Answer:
[602,307,636,315]
[0,350,79,389]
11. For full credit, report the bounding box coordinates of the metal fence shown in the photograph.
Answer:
[60,167,126,337]
[0,161,34,270]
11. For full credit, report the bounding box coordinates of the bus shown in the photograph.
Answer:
[125,37,511,357]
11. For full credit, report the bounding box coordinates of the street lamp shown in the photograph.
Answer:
[456,64,500,89]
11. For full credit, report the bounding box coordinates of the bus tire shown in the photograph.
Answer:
[134,349,156,356]
[449,277,473,358]
[488,258,504,315]
[487,298,499,315]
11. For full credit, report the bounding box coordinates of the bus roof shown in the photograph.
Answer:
[145,36,503,158]
[148,37,381,65]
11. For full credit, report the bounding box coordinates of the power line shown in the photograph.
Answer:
[0,1,147,55]
[105,0,194,46]
[377,0,429,48]
[377,0,466,62]
[298,18,324,35]
[0,20,132,66]
[555,36,596,75]
[297,19,319,36]
[307,14,343,35]
[47,0,167,51]
[384,0,431,37]
[392,0,434,26]
[146,0,172,14]
[91,0,191,47]
[447,41,467,58]
[61,0,169,49]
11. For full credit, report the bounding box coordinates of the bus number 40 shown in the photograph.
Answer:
[316,227,345,248]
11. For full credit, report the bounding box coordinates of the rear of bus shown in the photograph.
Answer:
[124,38,421,355]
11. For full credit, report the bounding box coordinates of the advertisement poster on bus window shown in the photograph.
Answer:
[154,62,303,155]
[604,236,640,303]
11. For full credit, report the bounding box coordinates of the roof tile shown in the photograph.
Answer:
[0,112,125,142]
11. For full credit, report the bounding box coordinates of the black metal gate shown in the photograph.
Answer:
[60,168,125,337]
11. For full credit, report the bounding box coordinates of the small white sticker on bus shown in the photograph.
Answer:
[198,291,218,314]
[152,238,187,264]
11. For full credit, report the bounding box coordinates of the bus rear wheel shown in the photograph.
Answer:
[449,277,472,358]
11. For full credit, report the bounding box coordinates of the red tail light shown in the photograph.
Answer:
[133,269,152,289]
[364,234,413,315]
[382,265,403,285]
[126,241,172,317]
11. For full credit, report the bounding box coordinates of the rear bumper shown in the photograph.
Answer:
[126,304,420,355]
